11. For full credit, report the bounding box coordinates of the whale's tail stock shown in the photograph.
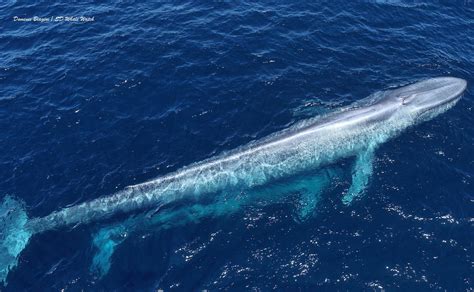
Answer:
[0,196,32,285]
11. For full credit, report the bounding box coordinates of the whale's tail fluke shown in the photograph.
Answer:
[0,196,32,285]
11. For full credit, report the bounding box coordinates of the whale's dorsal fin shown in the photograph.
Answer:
[342,146,376,205]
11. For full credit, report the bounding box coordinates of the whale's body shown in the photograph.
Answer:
[0,77,467,283]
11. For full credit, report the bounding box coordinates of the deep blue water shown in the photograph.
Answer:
[1,1,473,290]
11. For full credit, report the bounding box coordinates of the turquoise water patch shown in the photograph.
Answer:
[0,196,31,285]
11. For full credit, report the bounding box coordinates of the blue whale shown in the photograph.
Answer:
[0,77,467,282]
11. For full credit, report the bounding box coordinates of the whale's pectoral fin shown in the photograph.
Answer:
[248,169,340,221]
[90,220,134,278]
[294,173,332,221]
[291,168,344,221]
[295,188,322,222]
[343,146,376,205]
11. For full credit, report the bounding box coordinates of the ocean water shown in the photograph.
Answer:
[1,1,473,291]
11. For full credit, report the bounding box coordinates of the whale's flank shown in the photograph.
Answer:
[0,77,466,284]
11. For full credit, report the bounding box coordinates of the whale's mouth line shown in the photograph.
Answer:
[417,94,463,118]
[430,92,463,110]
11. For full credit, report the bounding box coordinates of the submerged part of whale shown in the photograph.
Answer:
[90,167,344,277]
[0,77,467,284]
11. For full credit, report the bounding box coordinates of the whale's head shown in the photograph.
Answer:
[390,77,467,122]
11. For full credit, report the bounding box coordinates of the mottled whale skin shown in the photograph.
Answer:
[29,77,466,232]
[0,77,467,282]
